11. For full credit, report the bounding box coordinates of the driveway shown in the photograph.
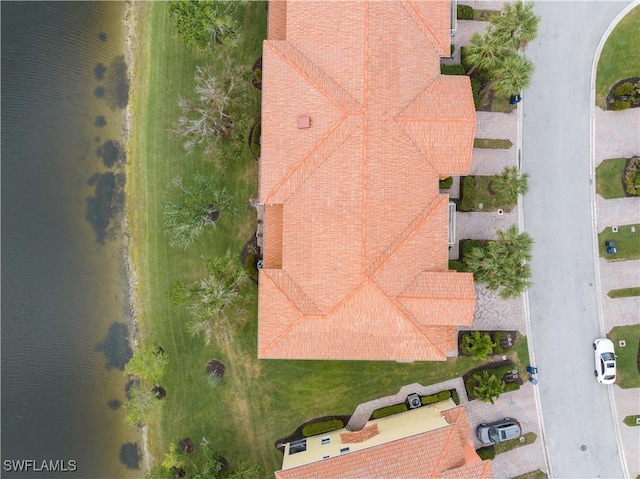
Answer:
[521,2,632,478]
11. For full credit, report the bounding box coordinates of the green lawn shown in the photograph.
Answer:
[473,9,501,22]
[608,287,640,298]
[598,224,640,260]
[596,5,640,108]
[512,470,548,479]
[128,3,527,476]
[462,175,516,212]
[607,325,640,388]
[596,158,627,199]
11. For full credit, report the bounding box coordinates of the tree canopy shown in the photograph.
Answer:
[169,0,244,50]
[464,225,533,299]
[492,166,530,205]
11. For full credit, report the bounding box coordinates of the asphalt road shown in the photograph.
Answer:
[521,2,631,478]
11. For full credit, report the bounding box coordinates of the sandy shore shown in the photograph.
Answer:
[122,0,151,473]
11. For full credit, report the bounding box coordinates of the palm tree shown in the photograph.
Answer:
[472,370,507,404]
[488,51,534,97]
[461,331,496,360]
[492,166,530,205]
[497,224,534,263]
[465,30,510,76]
[491,0,540,50]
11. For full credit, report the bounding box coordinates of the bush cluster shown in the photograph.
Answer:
[451,389,460,405]
[470,76,482,109]
[439,176,454,188]
[440,64,466,76]
[457,4,474,20]
[623,156,640,196]
[420,390,453,405]
[611,100,631,110]
[492,331,509,354]
[448,260,465,272]
[302,419,345,437]
[609,80,640,110]
[613,82,635,97]
[371,403,407,419]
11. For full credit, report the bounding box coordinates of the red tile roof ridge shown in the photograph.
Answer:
[404,0,447,54]
[367,194,448,278]
[266,269,323,315]
[265,113,362,204]
[264,40,362,113]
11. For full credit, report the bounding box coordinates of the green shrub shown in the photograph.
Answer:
[421,390,452,405]
[440,64,466,76]
[613,82,635,97]
[459,176,476,211]
[451,389,460,405]
[460,239,484,261]
[504,381,521,392]
[470,76,482,109]
[439,176,454,188]
[623,415,640,427]
[476,446,496,460]
[457,4,474,20]
[624,157,640,196]
[611,100,631,110]
[302,419,345,437]
[372,403,407,419]
[492,331,509,353]
[448,260,465,272]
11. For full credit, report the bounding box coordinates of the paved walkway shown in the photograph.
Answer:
[595,108,640,161]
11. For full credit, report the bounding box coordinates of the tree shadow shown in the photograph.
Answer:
[95,322,132,371]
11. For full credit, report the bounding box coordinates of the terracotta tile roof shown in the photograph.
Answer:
[259,0,476,361]
[275,406,493,479]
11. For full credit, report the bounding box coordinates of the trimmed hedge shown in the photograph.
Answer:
[457,4,474,20]
[471,76,482,109]
[451,389,460,405]
[476,446,496,460]
[613,82,635,97]
[611,100,631,110]
[460,239,484,262]
[302,419,345,437]
[372,403,408,419]
[421,390,452,406]
[459,176,476,211]
[441,64,466,76]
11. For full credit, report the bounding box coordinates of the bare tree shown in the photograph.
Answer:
[171,60,249,156]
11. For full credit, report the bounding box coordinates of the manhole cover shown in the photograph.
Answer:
[580,445,587,451]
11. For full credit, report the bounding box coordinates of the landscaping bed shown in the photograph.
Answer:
[369,388,460,420]
[473,138,513,149]
[606,77,640,110]
[475,432,537,459]
[463,359,522,402]
[457,330,519,358]
[274,415,352,451]
[607,287,640,298]
[458,175,516,212]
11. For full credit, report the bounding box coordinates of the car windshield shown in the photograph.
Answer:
[602,352,615,361]
[488,428,499,442]
[604,374,616,380]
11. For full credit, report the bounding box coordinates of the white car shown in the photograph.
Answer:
[593,338,617,385]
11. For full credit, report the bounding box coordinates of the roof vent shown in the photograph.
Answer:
[407,393,421,409]
[297,116,311,129]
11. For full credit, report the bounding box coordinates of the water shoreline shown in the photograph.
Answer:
[122,0,151,473]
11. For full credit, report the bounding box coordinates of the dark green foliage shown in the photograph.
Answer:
[624,156,640,196]
[451,389,460,405]
[470,370,507,404]
[371,403,408,419]
[492,331,509,353]
[302,419,345,437]
[457,4,474,20]
[461,331,496,360]
[460,239,485,260]
[464,225,534,298]
[169,0,244,50]
[248,119,261,159]
[504,381,520,392]
[476,446,496,460]
[611,100,631,110]
[420,390,452,405]
[450,44,456,55]
[439,176,454,188]
[440,64,466,76]
[613,82,635,97]
[492,165,529,205]
[448,260,465,272]
[459,176,476,211]
[470,76,482,109]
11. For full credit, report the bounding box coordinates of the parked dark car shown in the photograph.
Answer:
[476,417,522,445]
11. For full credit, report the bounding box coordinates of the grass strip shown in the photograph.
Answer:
[598,224,640,260]
[596,5,640,108]
[596,158,627,199]
[623,415,640,427]
[474,138,513,149]
[607,325,640,388]
[494,432,537,454]
[608,287,640,298]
